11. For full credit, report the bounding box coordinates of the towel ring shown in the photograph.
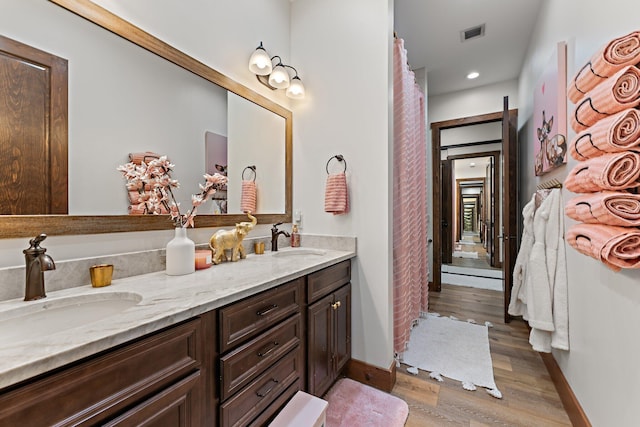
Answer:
[242,165,257,182]
[326,155,347,175]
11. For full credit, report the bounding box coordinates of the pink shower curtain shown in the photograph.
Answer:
[393,37,428,355]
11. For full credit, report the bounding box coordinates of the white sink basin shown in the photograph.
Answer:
[0,291,142,343]
[272,248,327,257]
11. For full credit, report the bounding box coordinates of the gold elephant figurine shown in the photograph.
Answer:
[209,213,257,264]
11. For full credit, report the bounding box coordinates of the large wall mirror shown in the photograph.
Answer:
[2,0,291,238]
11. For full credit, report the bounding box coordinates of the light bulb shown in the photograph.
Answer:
[466,71,479,79]
[249,46,272,76]
[286,76,305,99]
[268,65,290,89]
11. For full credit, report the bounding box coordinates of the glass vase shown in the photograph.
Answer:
[166,227,195,276]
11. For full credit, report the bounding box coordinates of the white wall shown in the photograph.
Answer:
[441,122,502,146]
[428,79,519,124]
[518,1,640,425]
[0,0,292,268]
[290,0,395,369]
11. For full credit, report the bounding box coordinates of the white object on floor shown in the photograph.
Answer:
[453,251,479,259]
[462,381,477,391]
[401,315,500,396]
[406,366,419,375]
[269,391,327,427]
[429,372,444,382]
[485,321,494,328]
[487,388,503,399]
[441,272,503,291]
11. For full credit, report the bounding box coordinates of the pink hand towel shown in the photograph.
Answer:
[570,108,640,160]
[240,180,257,213]
[565,191,640,226]
[564,151,640,193]
[567,223,640,271]
[570,66,640,133]
[568,31,640,103]
[324,173,349,215]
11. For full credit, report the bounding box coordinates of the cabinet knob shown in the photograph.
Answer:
[331,301,341,310]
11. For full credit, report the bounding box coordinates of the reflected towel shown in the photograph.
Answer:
[565,191,640,226]
[566,223,640,271]
[128,151,161,165]
[564,151,640,192]
[571,66,640,133]
[568,31,640,103]
[324,173,349,215]
[570,108,640,160]
[240,180,257,213]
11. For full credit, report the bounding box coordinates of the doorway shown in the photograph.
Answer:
[430,99,518,322]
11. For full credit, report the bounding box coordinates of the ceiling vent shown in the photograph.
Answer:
[460,24,485,42]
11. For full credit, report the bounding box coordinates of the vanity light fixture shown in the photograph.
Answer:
[249,41,305,99]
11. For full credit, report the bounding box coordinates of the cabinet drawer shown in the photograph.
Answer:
[220,349,302,427]
[220,278,304,353]
[220,313,301,401]
[0,319,201,426]
[247,380,301,427]
[307,260,351,303]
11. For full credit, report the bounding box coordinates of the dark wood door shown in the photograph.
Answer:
[0,35,68,214]
[104,372,201,427]
[333,284,351,374]
[502,96,518,323]
[488,155,496,267]
[307,293,333,396]
[441,159,453,265]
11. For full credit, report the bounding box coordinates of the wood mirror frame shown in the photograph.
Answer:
[3,0,292,238]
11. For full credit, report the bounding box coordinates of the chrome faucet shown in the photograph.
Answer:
[23,234,56,301]
[271,223,290,252]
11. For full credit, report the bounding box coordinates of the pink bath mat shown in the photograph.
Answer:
[325,378,408,427]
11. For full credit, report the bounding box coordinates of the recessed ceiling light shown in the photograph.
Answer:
[467,71,479,80]
[469,162,476,167]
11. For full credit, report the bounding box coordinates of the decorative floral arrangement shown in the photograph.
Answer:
[118,156,228,228]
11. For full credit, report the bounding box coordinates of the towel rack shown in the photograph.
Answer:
[326,155,347,175]
[242,165,257,181]
[537,178,563,190]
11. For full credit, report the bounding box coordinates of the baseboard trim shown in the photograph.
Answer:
[345,358,396,393]
[540,352,591,427]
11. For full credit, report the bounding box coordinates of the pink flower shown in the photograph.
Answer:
[118,158,228,228]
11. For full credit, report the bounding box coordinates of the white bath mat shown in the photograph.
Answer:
[401,314,500,396]
[453,251,479,259]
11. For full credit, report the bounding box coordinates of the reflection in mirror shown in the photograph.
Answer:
[1,0,291,237]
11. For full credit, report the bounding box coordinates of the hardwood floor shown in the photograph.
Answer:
[392,284,572,426]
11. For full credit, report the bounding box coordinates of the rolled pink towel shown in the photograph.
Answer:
[570,66,640,133]
[240,180,257,213]
[565,191,640,226]
[564,151,640,192]
[570,108,640,160]
[324,173,349,215]
[568,31,640,103]
[567,223,640,271]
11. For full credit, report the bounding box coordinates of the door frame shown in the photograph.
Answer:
[430,111,515,293]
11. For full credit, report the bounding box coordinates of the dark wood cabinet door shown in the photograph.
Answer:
[333,283,351,375]
[103,372,201,427]
[307,293,333,397]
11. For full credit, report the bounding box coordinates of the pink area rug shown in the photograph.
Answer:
[325,378,408,427]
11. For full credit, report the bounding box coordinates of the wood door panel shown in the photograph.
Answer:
[333,284,351,375]
[307,293,333,397]
[502,97,518,323]
[0,35,68,215]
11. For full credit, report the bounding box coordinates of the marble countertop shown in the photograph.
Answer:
[0,246,355,390]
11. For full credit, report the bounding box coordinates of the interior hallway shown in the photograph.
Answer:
[392,284,571,426]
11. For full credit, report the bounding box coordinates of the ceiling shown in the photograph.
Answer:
[394,0,544,96]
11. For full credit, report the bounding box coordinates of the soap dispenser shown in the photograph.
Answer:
[291,224,300,247]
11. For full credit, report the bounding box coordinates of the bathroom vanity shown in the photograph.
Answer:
[0,249,354,426]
